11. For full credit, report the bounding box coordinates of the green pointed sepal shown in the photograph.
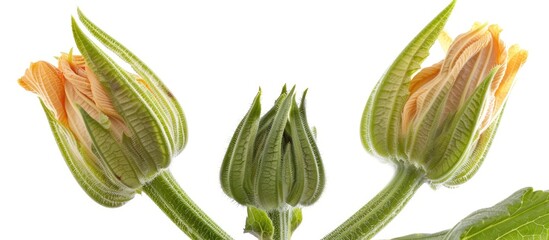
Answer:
[254,86,296,210]
[286,89,325,207]
[426,66,500,185]
[220,89,262,206]
[80,108,150,189]
[360,0,456,162]
[77,9,187,156]
[444,107,505,187]
[71,17,173,182]
[42,102,134,207]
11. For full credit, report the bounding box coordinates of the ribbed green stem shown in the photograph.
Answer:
[268,206,293,240]
[323,163,425,240]
[143,170,233,240]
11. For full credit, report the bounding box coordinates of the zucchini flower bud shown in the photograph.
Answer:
[328,2,528,239]
[401,23,528,186]
[220,86,325,211]
[361,10,527,187]
[17,11,233,240]
[18,13,187,207]
[221,86,324,239]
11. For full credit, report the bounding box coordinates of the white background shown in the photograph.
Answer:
[0,0,546,239]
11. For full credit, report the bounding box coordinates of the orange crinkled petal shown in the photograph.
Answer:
[19,61,68,125]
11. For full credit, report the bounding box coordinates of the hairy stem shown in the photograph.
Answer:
[268,206,293,240]
[143,170,233,240]
[323,163,424,240]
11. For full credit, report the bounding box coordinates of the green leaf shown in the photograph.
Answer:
[41,102,134,207]
[360,0,455,160]
[392,230,448,240]
[245,206,274,240]
[393,188,549,240]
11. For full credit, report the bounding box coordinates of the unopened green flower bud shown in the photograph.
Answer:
[220,86,325,211]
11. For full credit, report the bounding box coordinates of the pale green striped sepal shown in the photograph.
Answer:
[72,18,172,182]
[42,102,134,207]
[360,0,455,161]
[220,90,262,206]
[444,109,504,187]
[80,109,143,189]
[426,67,498,185]
[77,9,187,156]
